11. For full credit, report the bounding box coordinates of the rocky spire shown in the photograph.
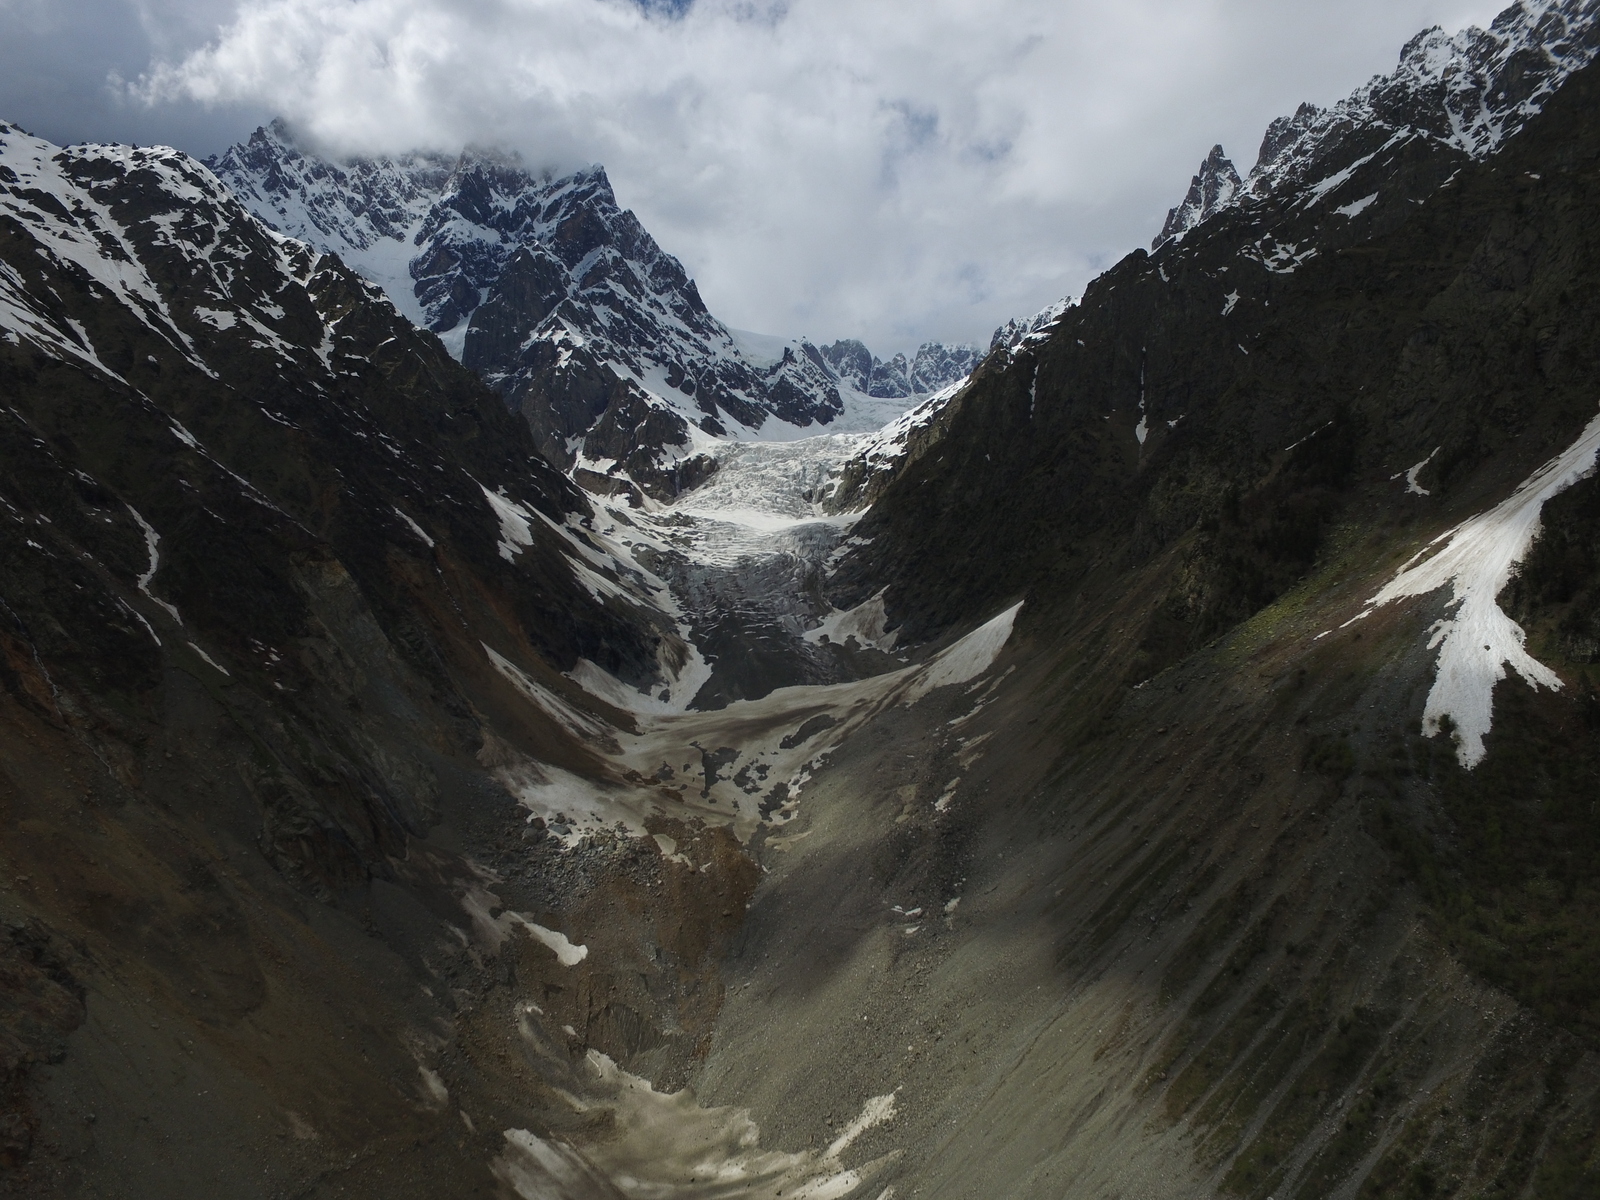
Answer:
[1151,145,1242,250]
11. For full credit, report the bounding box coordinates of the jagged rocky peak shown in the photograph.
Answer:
[1253,102,1324,186]
[1372,0,1600,153]
[817,338,981,399]
[1152,144,1242,249]
[0,118,675,699]
[990,295,1072,352]
[208,121,698,349]
[206,118,455,253]
[905,341,983,393]
[817,338,875,390]
[1151,0,1600,247]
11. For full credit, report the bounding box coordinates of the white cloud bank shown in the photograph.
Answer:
[134,0,1503,351]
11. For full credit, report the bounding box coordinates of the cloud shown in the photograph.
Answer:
[39,0,1513,350]
[0,0,264,157]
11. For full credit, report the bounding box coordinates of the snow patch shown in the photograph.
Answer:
[193,307,237,329]
[651,833,692,866]
[1335,192,1380,218]
[1391,447,1441,495]
[392,506,434,547]
[458,885,587,965]
[1355,411,1600,766]
[485,645,611,742]
[479,485,535,562]
[1245,238,1317,275]
[518,920,588,967]
[125,505,182,624]
[418,1068,449,1109]
[567,658,679,716]
[804,590,897,652]
[187,641,230,676]
[826,1092,898,1159]
[495,758,650,845]
[904,603,1021,704]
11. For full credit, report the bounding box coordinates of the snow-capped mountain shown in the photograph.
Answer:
[0,124,331,385]
[1154,0,1600,248]
[814,0,1600,522]
[806,297,1074,509]
[209,122,979,499]
[18,0,1600,1193]
[0,117,685,691]
[835,0,1600,585]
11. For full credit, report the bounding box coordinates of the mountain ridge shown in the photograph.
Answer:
[1155,0,1600,248]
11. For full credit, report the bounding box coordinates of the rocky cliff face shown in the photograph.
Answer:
[1153,144,1243,250]
[0,120,760,1196]
[816,338,981,399]
[839,1,1600,646]
[853,0,1600,529]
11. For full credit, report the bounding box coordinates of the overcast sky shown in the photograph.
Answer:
[0,0,1508,354]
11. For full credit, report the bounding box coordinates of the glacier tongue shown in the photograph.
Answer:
[202,118,998,707]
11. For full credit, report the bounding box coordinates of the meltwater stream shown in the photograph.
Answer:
[493,1053,900,1200]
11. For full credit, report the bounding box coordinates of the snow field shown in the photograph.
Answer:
[485,603,1021,847]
